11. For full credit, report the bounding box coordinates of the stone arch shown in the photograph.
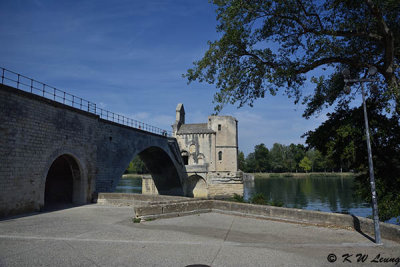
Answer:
[186,174,208,198]
[122,146,184,196]
[42,153,87,209]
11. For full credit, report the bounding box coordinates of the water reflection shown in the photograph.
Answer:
[116,174,399,224]
[245,175,369,215]
[115,176,142,194]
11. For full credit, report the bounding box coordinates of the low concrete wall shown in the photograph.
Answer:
[96,193,198,206]
[123,195,400,243]
[211,201,400,243]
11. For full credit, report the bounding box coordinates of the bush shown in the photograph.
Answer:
[232,193,245,202]
[250,193,267,205]
[269,200,284,207]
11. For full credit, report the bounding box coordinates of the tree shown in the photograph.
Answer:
[299,156,312,173]
[305,101,400,221]
[270,143,285,172]
[125,156,148,174]
[245,152,256,172]
[289,143,306,172]
[185,0,399,115]
[254,143,270,172]
[185,0,400,221]
[238,150,246,171]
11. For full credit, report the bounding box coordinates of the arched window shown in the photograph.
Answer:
[218,151,222,161]
[181,151,189,165]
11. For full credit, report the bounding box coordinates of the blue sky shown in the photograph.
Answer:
[0,0,328,155]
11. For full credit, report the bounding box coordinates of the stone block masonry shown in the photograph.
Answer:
[0,84,98,217]
[0,84,187,218]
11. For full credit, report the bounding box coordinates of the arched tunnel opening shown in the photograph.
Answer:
[186,174,207,198]
[116,147,184,196]
[44,155,80,209]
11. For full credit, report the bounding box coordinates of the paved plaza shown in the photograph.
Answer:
[0,204,399,266]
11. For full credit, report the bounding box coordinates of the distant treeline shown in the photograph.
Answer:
[125,157,148,174]
[125,142,349,174]
[239,143,351,173]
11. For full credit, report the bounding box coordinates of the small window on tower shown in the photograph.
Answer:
[182,155,189,165]
[218,151,222,161]
[218,124,221,131]
[181,151,189,165]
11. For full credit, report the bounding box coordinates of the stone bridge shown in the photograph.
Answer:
[0,79,188,218]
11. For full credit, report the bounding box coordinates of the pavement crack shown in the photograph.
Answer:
[211,216,235,266]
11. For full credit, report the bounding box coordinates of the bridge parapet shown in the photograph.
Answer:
[0,71,188,218]
[0,67,171,136]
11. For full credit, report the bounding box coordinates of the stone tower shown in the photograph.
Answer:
[171,103,243,198]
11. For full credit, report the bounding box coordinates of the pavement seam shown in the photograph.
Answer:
[210,216,236,266]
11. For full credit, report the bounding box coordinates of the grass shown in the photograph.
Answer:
[132,217,141,223]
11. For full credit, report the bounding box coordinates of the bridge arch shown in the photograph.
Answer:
[41,152,88,209]
[186,174,208,198]
[126,146,184,196]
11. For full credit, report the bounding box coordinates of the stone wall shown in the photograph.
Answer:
[0,84,97,217]
[0,84,187,217]
[208,116,238,172]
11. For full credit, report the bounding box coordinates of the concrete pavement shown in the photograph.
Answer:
[0,204,399,266]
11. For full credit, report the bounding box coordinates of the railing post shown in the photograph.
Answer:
[42,84,45,96]
[30,79,33,93]
[54,88,56,101]
[72,95,75,107]
[1,68,5,84]
[63,91,66,104]
[17,74,20,89]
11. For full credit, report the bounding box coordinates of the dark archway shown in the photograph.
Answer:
[137,147,184,196]
[44,154,80,208]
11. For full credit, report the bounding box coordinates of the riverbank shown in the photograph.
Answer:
[252,172,354,178]
[121,173,144,179]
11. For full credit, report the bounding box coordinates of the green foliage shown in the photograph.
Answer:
[299,156,312,173]
[250,193,267,205]
[125,156,148,174]
[132,217,141,223]
[185,0,400,115]
[232,193,245,202]
[254,143,270,172]
[238,150,246,171]
[243,142,339,173]
[186,0,400,221]
[269,200,284,207]
[306,102,400,221]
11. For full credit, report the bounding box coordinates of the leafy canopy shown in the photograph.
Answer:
[185,0,400,115]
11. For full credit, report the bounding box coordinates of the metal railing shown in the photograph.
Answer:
[0,67,171,136]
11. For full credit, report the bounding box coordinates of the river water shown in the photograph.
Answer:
[116,174,398,224]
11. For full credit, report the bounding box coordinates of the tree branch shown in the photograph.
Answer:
[295,57,360,74]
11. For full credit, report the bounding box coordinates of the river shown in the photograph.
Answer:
[116,174,398,224]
